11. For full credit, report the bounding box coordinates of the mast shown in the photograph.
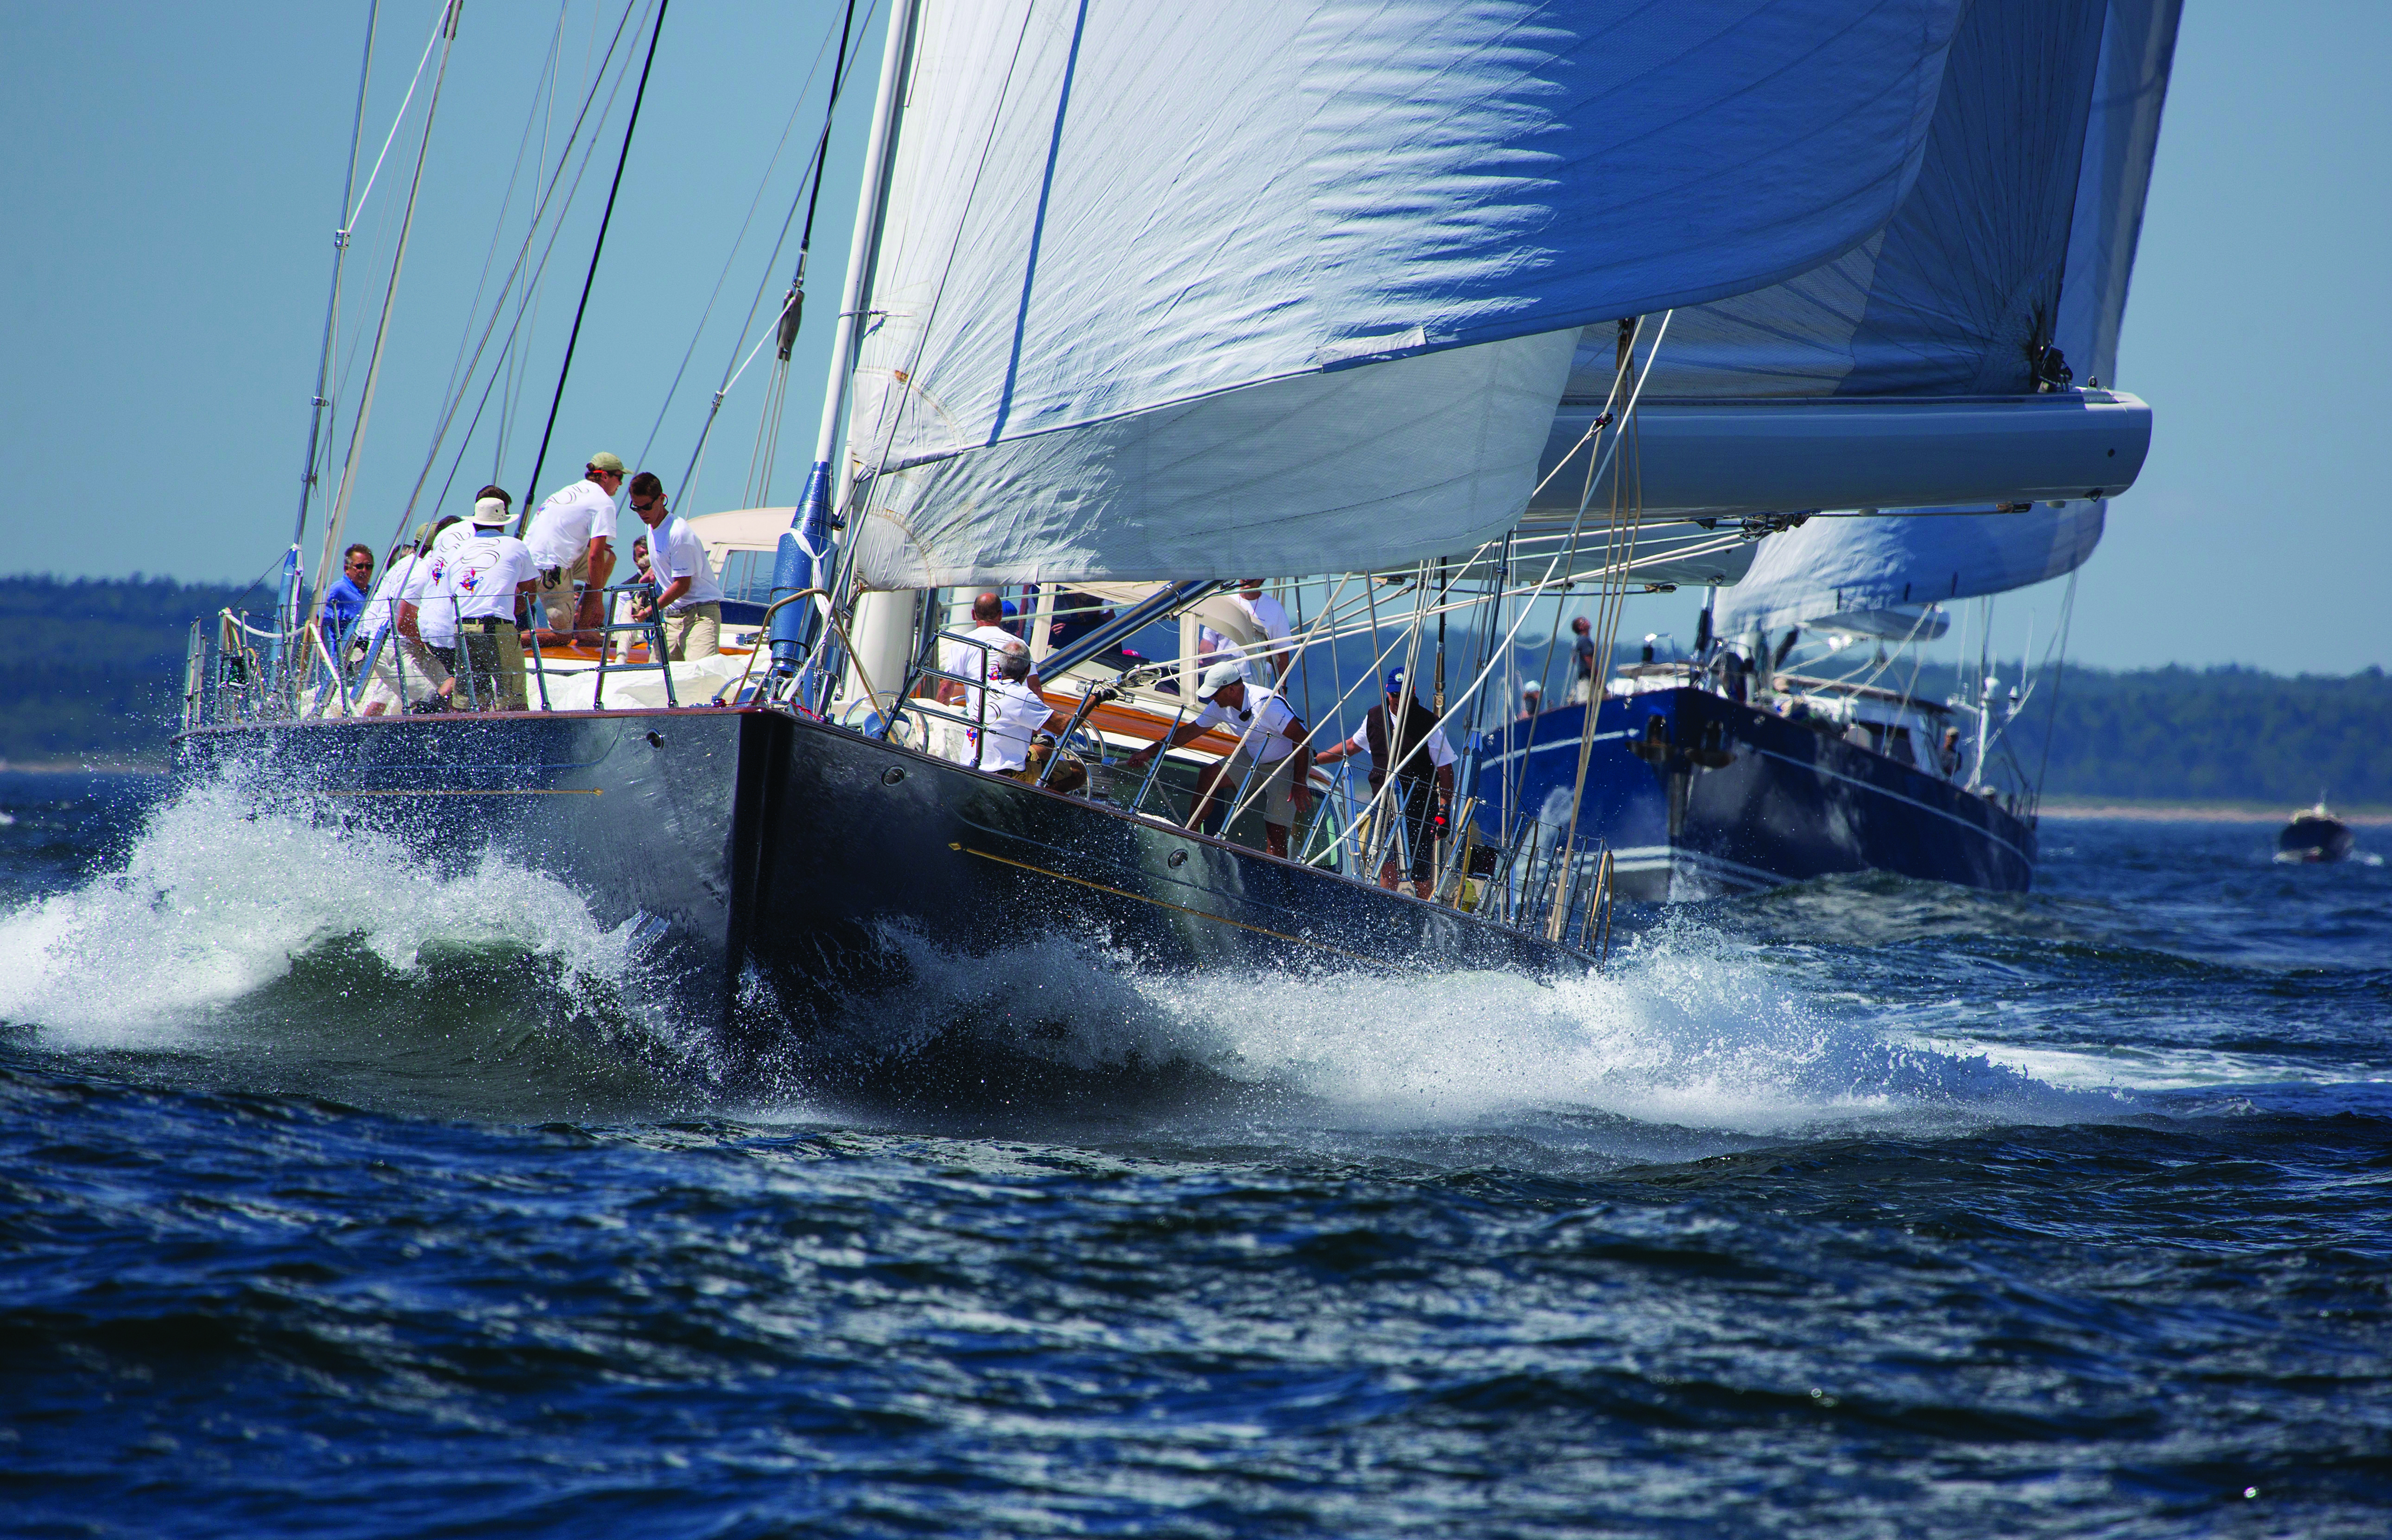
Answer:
[276,0,382,685]
[768,0,919,678]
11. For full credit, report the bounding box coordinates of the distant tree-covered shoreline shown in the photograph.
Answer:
[3,576,2386,806]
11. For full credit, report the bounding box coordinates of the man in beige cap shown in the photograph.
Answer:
[524,453,624,637]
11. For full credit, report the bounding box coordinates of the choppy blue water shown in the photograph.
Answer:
[3,769,2389,1537]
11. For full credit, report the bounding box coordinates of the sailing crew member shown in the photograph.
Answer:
[524,452,624,637]
[978,642,1088,793]
[397,515,467,690]
[1118,660,1314,859]
[1237,579,1295,682]
[353,527,451,715]
[1567,615,1599,704]
[625,473,724,660]
[431,496,539,711]
[931,591,1019,764]
[318,544,373,650]
[1310,667,1456,898]
[1518,680,1543,720]
[1194,581,1294,682]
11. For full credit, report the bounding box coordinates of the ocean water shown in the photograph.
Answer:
[3,768,2389,1537]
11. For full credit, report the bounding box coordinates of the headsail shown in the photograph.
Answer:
[841,0,1970,588]
[1716,501,2106,636]
[1532,0,2154,524]
[1715,0,2180,637]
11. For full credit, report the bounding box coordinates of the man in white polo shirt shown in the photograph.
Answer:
[524,452,624,636]
[625,472,724,660]
[431,496,540,710]
[1119,660,1314,858]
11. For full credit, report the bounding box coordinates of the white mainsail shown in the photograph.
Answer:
[839,0,1973,589]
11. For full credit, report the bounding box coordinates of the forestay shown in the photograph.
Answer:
[843,0,1969,589]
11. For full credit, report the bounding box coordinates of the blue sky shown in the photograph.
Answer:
[5,1,2387,674]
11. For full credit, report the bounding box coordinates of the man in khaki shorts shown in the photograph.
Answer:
[1118,660,1314,859]
[626,472,724,659]
[524,452,625,636]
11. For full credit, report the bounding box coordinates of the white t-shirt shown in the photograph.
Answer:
[643,514,723,609]
[429,520,475,561]
[435,532,539,622]
[356,554,421,643]
[399,550,458,646]
[975,679,1054,772]
[524,478,619,572]
[940,623,1017,722]
[1342,714,1457,770]
[1193,686,1301,764]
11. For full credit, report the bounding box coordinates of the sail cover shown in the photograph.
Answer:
[843,0,1970,588]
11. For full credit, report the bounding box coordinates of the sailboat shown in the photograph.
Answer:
[1474,0,2180,901]
[177,0,1996,1048]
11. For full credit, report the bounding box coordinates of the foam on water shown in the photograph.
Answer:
[4,778,2132,1142]
[834,918,2117,1139]
[0,779,637,1054]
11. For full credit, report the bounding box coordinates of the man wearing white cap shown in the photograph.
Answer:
[431,495,539,710]
[625,472,724,660]
[524,453,625,636]
[1518,680,1544,721]
[1119,660,1314,858]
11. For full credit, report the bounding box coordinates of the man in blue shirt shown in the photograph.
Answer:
[319,544,375,650]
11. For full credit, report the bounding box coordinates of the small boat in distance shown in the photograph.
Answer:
[2278,799,2356,864]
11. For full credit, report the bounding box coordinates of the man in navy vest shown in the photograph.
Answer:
[1311,668,1456,898]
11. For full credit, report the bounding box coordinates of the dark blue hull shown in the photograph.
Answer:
[1469,688,2036,901]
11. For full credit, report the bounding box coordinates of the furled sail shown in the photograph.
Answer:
[842,0,1972,588]
[1532,0,2153,524]
[1715,0,2179,636]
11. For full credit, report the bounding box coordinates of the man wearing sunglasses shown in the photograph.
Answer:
[626,472,724,660]
[318,543,375,652]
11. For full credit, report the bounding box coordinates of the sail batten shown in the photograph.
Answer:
[845,0,1972,588]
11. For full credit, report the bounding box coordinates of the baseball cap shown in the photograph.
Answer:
[1385,668,1408,696]
[1194,660,1248,702]
[1522,680,1542,695]
[587,451,626,474]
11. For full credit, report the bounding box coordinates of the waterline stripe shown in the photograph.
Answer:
[312,787,605,796]
[950,843,1394,970]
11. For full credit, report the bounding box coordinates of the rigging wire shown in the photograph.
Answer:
[496,3,574,480]
[669,0,877,506]
[279,0,382,641]
[398,0,652,538]
[523,0,672,513]
[317,0,463,602]
[634,0,863,479]
[431,4,571,444]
